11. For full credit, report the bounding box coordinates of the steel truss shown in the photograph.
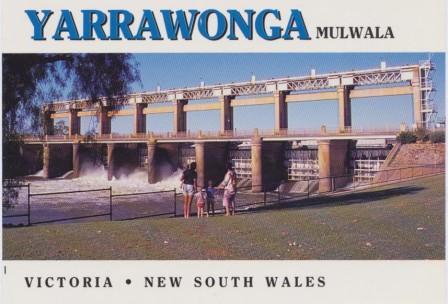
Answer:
[44,62,430,112]
[352,71,402,86]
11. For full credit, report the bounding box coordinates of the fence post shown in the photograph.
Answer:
[263,188,267,206]
[331,177,335,192]
[173,188,177,217]
[307,178,310,199]
[399,168,402,181]
[109,187,113,221]
[353,175,356,192]
[278,182,283,203]
[27,184,31,226]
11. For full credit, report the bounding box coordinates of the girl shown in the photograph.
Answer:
[195,188,206,218]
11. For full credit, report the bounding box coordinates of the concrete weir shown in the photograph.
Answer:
[23,60,433,190]
[27,134,382,193]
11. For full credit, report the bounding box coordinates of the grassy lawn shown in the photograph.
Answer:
[3,175,445,260]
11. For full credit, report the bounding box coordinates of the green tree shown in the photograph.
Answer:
[414,128,429,142]
[2,53,141,185]
[396,131,417,144]
[429,130,445,143]
[3,54,140,137]
[54,120,69,135]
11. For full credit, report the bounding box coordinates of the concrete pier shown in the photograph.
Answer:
[195,141,205,188]
[43,144,51,178]
[147,139,157,183]
[72,142,80,178]
[318,140,350,192]
[337,85,352,132]
[220,95,234,133]
[274,91,288,131]
[99,106,111,136]
[251,133,263,192]
[134,103,147,134]
[69,109,81,135]
[173,99,187,133]
[107,143,115,181]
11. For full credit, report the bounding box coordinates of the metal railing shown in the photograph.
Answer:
[111,189,177,220]
[3,163,443,226]
[2,186,180,226]
[244,163,445,209]
[22,127,400,143]
[27,188,112,225]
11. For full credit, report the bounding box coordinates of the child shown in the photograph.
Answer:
[205,180,216,217]
[194,187,206,218]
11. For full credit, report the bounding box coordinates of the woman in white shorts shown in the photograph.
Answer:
[180,162,197,218]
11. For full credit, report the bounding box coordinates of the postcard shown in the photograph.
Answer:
[1,0,446,303]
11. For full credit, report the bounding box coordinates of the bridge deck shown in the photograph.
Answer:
[23,128,399,144]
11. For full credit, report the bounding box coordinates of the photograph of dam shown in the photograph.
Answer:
[3,53,445,259]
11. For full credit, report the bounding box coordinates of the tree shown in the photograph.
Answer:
[414,127,429,142]
[54,120,69,135]
[3,54,141,137]
[396,131,417,144]
[2,53,141,180]
[429,130,445,143]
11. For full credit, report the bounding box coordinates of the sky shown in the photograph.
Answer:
[79,53,445,134]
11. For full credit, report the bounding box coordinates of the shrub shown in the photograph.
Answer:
[429,130,445,143]
[414,128,429,142]
[397,131,417,144]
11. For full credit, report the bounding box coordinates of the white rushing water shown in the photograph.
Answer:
[27,166,183,195]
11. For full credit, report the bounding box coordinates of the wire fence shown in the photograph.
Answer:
[2,184,31,226]
[111,189,177,220]
[258,163,445,207]
[28,188,112,225]
[2,163,444,226]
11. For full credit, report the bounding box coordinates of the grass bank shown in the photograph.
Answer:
[3,175,444,260]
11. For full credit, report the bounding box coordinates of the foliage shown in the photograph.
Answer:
[414,128,429,142]
[396,131,417,144]
[429,130,445,143]
[397,128,445,144]
[54,120,69,135]
[3,54,141,136]
[2,53,141,179]
[2,179,26,210]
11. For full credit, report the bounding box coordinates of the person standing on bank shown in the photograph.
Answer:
[219,163,237,216]
[180,162,197,218]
